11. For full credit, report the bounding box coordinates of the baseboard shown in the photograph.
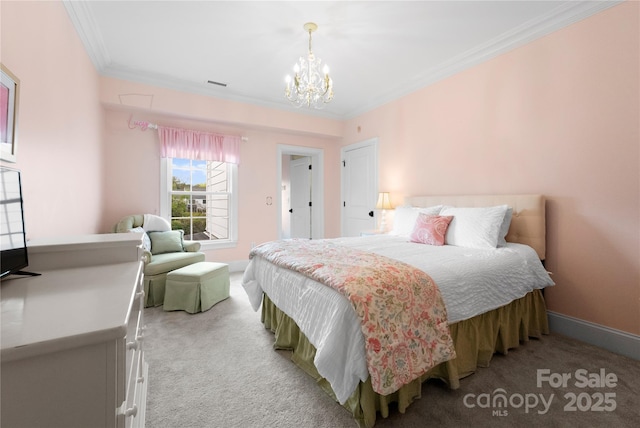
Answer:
[547,311,640,361]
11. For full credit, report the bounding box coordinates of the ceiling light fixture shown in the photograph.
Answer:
[285,22,333,109]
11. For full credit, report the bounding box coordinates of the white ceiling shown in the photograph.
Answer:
[63,1,619,120]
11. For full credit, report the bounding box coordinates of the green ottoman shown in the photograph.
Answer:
[163,262,230,313]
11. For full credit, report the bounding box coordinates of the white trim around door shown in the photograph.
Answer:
[277,145,325,240]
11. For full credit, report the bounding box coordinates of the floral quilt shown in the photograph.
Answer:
[250,239,456,396]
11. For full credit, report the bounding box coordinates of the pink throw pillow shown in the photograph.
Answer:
[409,214,454,246]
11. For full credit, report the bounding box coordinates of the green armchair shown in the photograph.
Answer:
[114,214,205,307]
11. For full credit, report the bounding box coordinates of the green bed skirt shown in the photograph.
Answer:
[261,289,549,428]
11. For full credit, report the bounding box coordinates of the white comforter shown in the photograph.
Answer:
[241,235,554,404]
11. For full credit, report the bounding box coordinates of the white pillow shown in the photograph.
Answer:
[497,207,513,247]
[128,226,151,252]
[390,205,443,237]
[143,214,171,232]
[440,205,509,249]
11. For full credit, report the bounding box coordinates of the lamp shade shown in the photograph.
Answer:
[375,192,393,210]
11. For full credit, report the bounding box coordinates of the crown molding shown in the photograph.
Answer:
[62,0,111,70]
[100,64,345,121]
[344,0,624,119]
[63,0,623,121]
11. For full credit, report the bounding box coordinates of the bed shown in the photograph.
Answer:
[242,194,554,427]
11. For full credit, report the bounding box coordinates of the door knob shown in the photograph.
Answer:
[289,209,293,213]
[368,211,374,217]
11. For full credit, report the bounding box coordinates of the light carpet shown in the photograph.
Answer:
[143,272,640,427]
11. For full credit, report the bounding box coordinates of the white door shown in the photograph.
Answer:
[290,156,312,239]
[342,140,378,236]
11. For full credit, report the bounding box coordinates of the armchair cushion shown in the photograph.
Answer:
[144,251,206,277]
[149,230,185,255]
[114,214,207,307]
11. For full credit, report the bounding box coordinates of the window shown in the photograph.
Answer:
[161,158,237,249]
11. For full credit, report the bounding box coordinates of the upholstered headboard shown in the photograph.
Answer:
[404,194,546,260]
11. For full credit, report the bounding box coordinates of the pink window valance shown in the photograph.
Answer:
[158,126,241,164]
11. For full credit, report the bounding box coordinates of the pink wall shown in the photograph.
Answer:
[2,1,637,336]
[98,77,344,263]
[343,2,639,335]
[99,78,343,139]
[101,103,342,262]
[0,1,104,239]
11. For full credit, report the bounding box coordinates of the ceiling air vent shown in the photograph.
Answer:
[207,80,227,87]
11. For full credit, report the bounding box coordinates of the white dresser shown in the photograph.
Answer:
[1,234,148,428]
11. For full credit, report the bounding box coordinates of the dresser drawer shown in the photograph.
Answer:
[120,264,146,428]
[121,348,143,427]
[126,351,148,428]
[1,236,147,428]
[119,273,144,407]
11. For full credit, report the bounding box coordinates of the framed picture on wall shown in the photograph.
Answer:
[1,64,20,163]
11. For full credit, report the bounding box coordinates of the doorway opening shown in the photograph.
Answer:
[277,145,324,240]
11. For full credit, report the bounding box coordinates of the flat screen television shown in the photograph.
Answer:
[1,166,38,279]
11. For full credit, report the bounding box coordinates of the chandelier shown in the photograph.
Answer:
[285,22,334,109]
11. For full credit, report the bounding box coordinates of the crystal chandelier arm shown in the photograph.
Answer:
[284,22,333,109]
